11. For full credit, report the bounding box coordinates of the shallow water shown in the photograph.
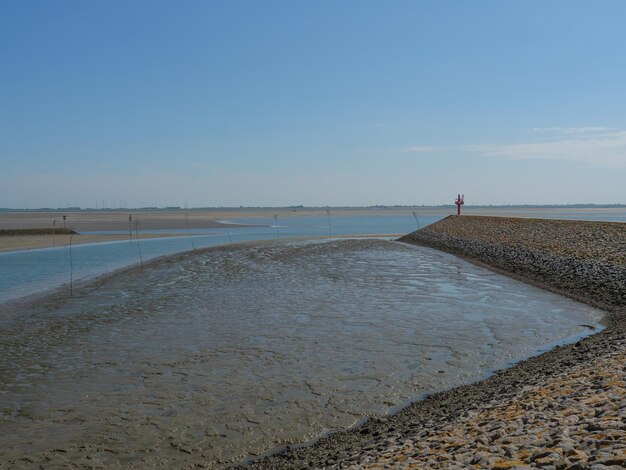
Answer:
[0,239,604,468]
[0,214,431,305]
[2,209,624,306]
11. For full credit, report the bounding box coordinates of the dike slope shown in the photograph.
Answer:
[238,216,625,469]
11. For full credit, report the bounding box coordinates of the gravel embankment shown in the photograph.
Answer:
[238,216,625,469]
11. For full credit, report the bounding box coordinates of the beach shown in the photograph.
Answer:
[239,215,626,469]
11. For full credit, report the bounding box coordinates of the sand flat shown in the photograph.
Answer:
[0,233,189,253]
[0,211,234,232]
[1,206,624,232]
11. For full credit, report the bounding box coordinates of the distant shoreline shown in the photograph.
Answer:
[2,207,624,252]
[0,233,195,253]
[1,203,624,213]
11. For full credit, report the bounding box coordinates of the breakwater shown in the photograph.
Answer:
[244,216,625,469]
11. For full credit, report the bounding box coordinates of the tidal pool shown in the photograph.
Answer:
[0,239,604,468]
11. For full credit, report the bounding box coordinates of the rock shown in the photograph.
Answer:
[596,454,626,466]
[491,460,526,469]
[564,463,587,470]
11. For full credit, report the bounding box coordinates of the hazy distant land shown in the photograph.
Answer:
[1,205,624,253]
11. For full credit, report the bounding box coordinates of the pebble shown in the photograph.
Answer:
[335,349,626,468]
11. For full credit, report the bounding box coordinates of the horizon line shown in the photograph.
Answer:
[0,203,624,212]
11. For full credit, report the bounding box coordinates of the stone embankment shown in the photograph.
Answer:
[241,216,625,469]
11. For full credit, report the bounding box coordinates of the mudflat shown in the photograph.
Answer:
[240,216,626,469]
[0,210,236,232]
[0,233,190,253]
[0,210,256,252]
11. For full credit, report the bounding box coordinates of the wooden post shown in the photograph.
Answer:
[69,233,74,297]
[185,212,195,251]
[273,214,279,239]
[326,209,332,236]
[135,220,143,267]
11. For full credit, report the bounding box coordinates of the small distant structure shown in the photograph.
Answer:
[455,194,464,215]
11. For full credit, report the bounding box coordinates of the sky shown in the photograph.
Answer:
[1,1,625,208]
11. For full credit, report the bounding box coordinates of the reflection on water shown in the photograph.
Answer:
[0,239,604,468]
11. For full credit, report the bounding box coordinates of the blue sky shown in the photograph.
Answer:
[1,1,625,208]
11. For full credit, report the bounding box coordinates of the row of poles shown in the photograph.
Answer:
[57,214,144,298]
[49,216,76,297]
[271,209,422,238]
[52,208,422,246]
[59,211,236,297]
[58,209,424,297]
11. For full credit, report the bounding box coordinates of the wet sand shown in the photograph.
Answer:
[0,233,194,253]
[0,210,227,231]
[0,233,402,254]
[0,210,259,252]
[240,216,625,469]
